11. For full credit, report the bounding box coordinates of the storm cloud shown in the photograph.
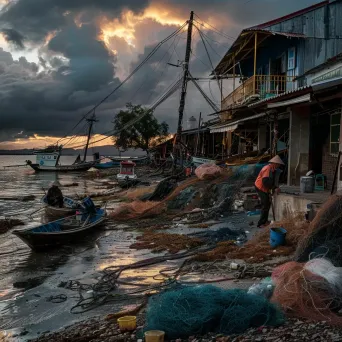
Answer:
[0,0,323,146]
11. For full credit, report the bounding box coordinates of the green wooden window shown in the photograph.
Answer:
[330,111,341,155]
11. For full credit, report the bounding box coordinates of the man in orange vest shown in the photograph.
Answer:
[255,155,284,228]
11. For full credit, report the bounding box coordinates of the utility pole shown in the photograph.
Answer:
[83,112,97,162]
[173,11,194,170]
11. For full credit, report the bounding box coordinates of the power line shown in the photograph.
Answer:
[57,20,188,144]
[193,14,236,41]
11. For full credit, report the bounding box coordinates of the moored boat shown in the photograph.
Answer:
[42,195,81,218]
[26,145,96,172]
[13,198,106,251]
[116,161,139,187]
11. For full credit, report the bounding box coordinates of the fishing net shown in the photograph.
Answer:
[110,200,165,220]
[271,260,342,325]
[130,232,204,254]
[195,163,222,180]
[144,285,284,339]
[124,185,157,200]
[295,195,342,266]
[195,216,309,262]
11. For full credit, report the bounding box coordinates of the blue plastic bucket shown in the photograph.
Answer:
[270,227,287,248]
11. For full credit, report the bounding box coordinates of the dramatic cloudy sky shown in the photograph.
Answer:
[0,0,321,149]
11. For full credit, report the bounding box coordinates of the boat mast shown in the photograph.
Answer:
[173,11,194,170]
[83,112,97,162]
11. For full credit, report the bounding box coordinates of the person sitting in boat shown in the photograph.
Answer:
[254,155,284,228]
[46,181,63,208]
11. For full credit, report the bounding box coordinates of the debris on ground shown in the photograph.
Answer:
[0,218,25,234]
[195,216,309,262]
[130,232,203,254]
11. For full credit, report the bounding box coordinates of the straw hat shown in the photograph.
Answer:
[269,155,285,165]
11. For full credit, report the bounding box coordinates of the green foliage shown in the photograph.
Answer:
[112,103,169,152]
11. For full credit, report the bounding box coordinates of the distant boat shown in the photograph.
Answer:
[116,161,139,187]
[26,114,99,172]
[42,195,81,218]
[26,145,96,172]
[13,198,106,251]
[94,157,120,169]
[110,156,149,165]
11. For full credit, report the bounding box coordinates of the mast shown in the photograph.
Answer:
[83,112,97,162]
[173,11,194,169]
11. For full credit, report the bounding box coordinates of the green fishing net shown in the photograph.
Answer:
[144,285,284,339]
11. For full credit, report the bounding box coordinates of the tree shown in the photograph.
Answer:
[112,103,169,154]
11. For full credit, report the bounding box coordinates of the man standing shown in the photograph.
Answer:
[255,155,284,228]
[46,181,64,208]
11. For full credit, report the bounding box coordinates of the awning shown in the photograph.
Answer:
[267,94,311,108]
[210,123,239,133]
[210,112,266,134]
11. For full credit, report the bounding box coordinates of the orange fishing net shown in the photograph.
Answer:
[130,232,203,254]
[295,195,342,264]
[271,261,342,325]
[110,201,166,221]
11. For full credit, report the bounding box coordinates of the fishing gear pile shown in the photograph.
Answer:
[144,285,284,339]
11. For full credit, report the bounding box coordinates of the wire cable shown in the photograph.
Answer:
[57,21,188,144]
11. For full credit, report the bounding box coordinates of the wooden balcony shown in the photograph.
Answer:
[222,75,296,109]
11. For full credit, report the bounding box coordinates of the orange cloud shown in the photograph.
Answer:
[99,5,186,49]
[0,134,114,150]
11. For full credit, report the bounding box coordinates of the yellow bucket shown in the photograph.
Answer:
[144,330,165,342]
[117,316,137,331]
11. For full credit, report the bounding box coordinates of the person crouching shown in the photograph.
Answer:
[46,181,64,208]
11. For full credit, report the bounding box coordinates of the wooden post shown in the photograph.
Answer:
[195,112,202,156]
[253,32,258,94]
[173,11,194,170]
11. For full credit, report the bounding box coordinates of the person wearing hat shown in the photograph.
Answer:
[255,155,284,228]
[46,181,64,207]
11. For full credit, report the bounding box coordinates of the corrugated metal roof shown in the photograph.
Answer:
[242,28,306,38]
[214,29,306,75]
[300,52,342,77]
[249,1,328,30]
[210,112,267,133]
[248,86,312,108]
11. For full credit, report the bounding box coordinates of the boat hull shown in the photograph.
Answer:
[28,161,95,172]
[13,210,106,251]
[94,161,120,169]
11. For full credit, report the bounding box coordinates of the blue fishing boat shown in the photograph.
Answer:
[94,161,120,169]
[13,198,106,251]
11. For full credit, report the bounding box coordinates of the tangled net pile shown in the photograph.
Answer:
[195,216,309,262]
[295,194,342,266]
[271,258,342,324]
[130,232,204,254]
[144,285,284,339]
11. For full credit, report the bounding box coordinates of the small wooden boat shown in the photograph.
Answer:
[42,195,80,218]
[13,199,106,251]
[94,159,120,169]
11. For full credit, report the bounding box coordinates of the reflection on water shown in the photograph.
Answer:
[0,156,183,341]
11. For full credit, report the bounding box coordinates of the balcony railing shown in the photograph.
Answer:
[222,75,296,109]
